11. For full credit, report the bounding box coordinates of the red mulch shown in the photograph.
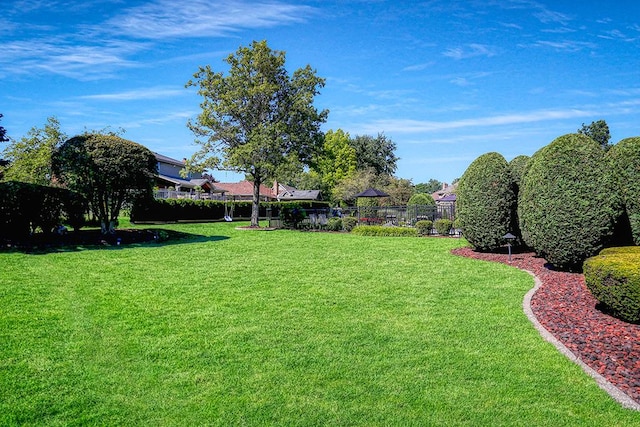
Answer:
[452,246,640,404]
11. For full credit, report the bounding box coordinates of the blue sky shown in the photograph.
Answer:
[2,0,639,184]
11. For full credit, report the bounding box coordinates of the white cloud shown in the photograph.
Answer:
[443,43,496,60]
[107,0,316,40]
[80,87,186,101]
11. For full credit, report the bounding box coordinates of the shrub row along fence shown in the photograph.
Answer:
[130,198,331,223]
[0,181,87,240]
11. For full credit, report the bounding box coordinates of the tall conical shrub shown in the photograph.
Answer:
[519,133,619,270]
[607,137,640,245]
[457,152,515,252]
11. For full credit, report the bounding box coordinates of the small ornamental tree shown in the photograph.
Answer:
[457,152,515,252]
[52,134,158,234]
[519,133,619,270]
[607,136,640,244]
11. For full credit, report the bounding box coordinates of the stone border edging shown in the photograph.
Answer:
[522,270,640,411]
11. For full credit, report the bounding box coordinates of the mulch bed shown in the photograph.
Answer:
[452,246,640,405]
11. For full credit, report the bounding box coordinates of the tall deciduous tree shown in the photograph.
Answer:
[186,40,328,226]
[415,179,442,194]
[317,129,357,200]
[578,119,611,151]
[52,134,157,234]
[349,133,398,176]
[0,116,66,185]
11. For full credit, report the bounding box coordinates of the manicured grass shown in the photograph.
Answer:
[1,222,639,425]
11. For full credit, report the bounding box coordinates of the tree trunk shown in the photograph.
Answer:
[251,177,261,227]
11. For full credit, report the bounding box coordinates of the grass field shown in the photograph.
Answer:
[1,222,639,426]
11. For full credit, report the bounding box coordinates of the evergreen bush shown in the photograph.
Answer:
[327,217,343,231]
[342,216,358,232]
[519,133,619,270]
[415,220,432,236]
[607,137,640,244]
[351,225,417,237]
[456,152,515,251]
[434,218,453,235]
[584,247,640,323]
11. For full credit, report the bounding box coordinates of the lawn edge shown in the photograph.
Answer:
[522,270,640,411]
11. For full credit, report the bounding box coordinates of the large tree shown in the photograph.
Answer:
[0,116,66,185]
[578,119,611,151]
[52,134,157,234]
[186,40,328,226]
[349,133,398,176]
[415,179,442,194]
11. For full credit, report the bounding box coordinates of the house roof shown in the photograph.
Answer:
[439,194,457,202]
[278,189,322,200]
[215,181,275,198]
[431,182,458,201]
[154,152,185,167]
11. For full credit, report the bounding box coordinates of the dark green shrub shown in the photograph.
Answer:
[415,220,432,236]
[407,193,435,206]
[434,218,453,235]
[351,225,417,237]
[519,133,619,270]
[342,216,358,232]
[279,203,307,229]
[607,137,640,245]
[508,155,530,191]
[584,247,640,323]
[456,152,515,251]
[327,217,343,231]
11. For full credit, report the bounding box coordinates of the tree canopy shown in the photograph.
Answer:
[0,114,8,143]
[349,133,398,176]
[0,117,66,185]
[52,134,157,234]
[186,40,328,226]
[578,119,611,151]
[415,179,442,194]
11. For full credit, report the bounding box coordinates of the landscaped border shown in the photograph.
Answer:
[452,247,640,411]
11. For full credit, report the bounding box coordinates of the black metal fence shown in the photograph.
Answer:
[267,204,455,228]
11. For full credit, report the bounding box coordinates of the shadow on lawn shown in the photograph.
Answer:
[1,229,229,255]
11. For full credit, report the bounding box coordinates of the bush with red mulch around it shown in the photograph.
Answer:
[452,246,640,406]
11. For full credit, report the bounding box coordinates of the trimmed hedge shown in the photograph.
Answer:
[518,133,619,270]
[434,218,453,235]
[584,247,640,323]
[351,225,418,237]
[607,136,640,244]
[0,181,87,239]
[415,220,432,236]
[456,152,515,251]
[130,198,329,223]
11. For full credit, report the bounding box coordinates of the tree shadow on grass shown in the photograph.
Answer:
[1,229,229,255]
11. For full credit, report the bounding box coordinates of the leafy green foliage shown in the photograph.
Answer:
[349,133,398,176]
[0,113,8,143]
[434,218,453,235]
[584,247,640,323]
[279,203,308,229]
[607,137,640,244]
[407,193,435,206]
[414,179,442,194]
[0,181,86,239]
[186,40,328,226]
[415,220,432,236]
[342,216,358,231]
[519,134,619,270]
[456,152,515,252]
[351,225,418,237]
[0,116,66,185]
[316,129,357,195]
[52,134,157,234]
[327,217,343,231]
[578,119,611,151]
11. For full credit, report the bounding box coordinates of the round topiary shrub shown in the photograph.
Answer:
[407,193,435,206]
[434,218,453,235]
[415,220,432,236]
[456,152,515,251]
[519,133,619,270]
[607,137,640,245]
[584,247,640,324]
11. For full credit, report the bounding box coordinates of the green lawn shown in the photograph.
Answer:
[1,222,639,426]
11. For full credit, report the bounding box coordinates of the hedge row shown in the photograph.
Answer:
[351,225,418,237]
[584,247,640,324]
[0,181,87,239]
[130,198,330,223]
